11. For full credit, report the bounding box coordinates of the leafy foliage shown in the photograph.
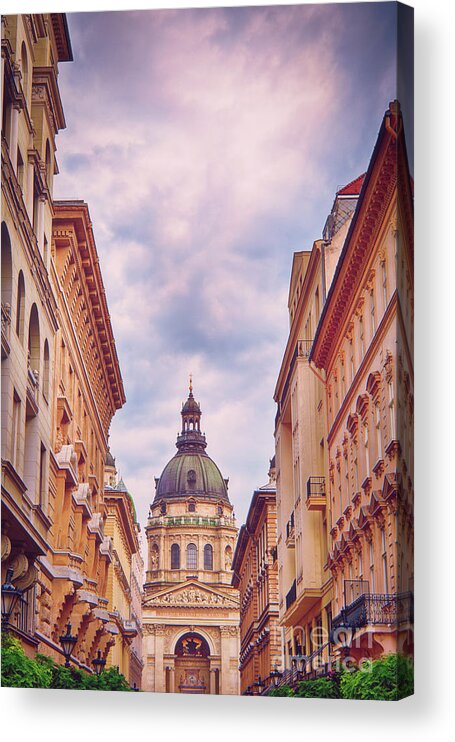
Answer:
[268,684,295,697]
[340,654,414,701]
[1,632,132,691]
[296,676,340,699]
[1,634,52,688]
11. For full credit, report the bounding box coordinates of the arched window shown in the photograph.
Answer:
[204,544,213,570]
[28,303,40,376]
[186,542,197,570]
[1,223,13,350]
[171,543,180,570]
[16,270,25,342]
[188,499,196,512]
[43,339,50,401]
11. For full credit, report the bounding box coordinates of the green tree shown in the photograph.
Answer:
[340,653,414,701]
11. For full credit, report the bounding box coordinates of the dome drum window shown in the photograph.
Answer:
[186,543,197,570]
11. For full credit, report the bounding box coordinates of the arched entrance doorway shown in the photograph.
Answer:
[174,632,210,694]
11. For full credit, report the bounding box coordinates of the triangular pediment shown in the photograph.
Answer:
[143,580,240,609]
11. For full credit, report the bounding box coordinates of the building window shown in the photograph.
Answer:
[15,270,25,342]
[388,378,395,439]
[370,289,376,335]
[359,315,365,361]
[160,501,167,515]
[186,543,197,570]
[43,339,50,401]
[204,544,213,570]
[382,260,388,309]
[358,550,363,580]
[382,529,389,593]
[188,499,196,512]
[353,441,359,493]
[375,402,382,459]
[171,543,180,569]
[39,443,47,508]
[350,341,355,382]
[369,540,375,593]
[11,391,21,468]
[363,422,370,478]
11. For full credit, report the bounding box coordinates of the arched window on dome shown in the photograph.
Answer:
[188,499,196,512]
[204,544,213,571]
[186,542,197,570]
[171,543,180,570]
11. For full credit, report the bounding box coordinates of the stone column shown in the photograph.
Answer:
[219,626,231,695]
[209,666,217,694]
[169,664,175,693]
[154,624,166,692]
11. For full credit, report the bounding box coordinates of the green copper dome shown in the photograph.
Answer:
[154,451,229,502]
[153,382,230,504]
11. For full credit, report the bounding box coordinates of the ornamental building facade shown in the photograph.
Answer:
[231,459,280,695]
[2,14,128,673]
[142,382,240,694]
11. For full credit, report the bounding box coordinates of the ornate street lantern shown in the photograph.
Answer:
[59,622,77,667]
[244,685,254,696]
[92,649,106,676]
[334,623,353,658]
[253,675,265,694]
[1,568,22,630]
[270,664,283,687]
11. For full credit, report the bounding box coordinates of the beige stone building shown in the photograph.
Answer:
[1,14,128,673]
[142,381,240,694]
[104,452,143,688]
[231,459,280,695]
[273,175,364,678]
[311,101,413,662]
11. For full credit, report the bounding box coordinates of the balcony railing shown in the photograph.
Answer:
[332,590,414,630]
[286,579,297,610]
[150,515,235,528]
[306,476,326,511]
[286,511,295,546]
[26,368,39,417]
[307,476,326,498]
[1,301,11,358]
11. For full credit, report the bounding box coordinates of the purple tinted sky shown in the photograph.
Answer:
[54,3,397,527]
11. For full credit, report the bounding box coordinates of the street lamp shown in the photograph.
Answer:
[253,675,265,695]
[269,663,283,688]
[92,649,106,676]
[334,623,353,659]
[1,568,22,630]
[59,622,77,667]
[244,685,254,696]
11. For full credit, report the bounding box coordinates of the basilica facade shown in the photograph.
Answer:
[142,382,240,694]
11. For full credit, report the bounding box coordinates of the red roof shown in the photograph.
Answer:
[337,173,366,196]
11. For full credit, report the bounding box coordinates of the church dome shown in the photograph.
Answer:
[153,380,230,504]
[155,451,229,502]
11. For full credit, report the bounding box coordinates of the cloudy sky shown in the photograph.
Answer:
[53,2,398,528]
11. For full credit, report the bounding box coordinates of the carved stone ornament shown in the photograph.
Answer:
[146,586,238,608]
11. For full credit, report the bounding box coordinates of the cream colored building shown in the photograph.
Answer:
[104,453,144,688]
[311,101,413,661]
[142,382,240,694]
[273,176,363,678]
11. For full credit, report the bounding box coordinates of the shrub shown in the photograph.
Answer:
[296,676,340,699]
[2,633,132,691]
[268,684,295,697]
[340,653,414,701]
[1,635,52,689]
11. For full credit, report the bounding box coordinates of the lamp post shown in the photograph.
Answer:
[59,622,77,668]
[269,663,283,688]
[92,649,106,676]
[253,675,265,695]
[1,568,22,630]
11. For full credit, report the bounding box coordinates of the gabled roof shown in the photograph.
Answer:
[336,173,366,196]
